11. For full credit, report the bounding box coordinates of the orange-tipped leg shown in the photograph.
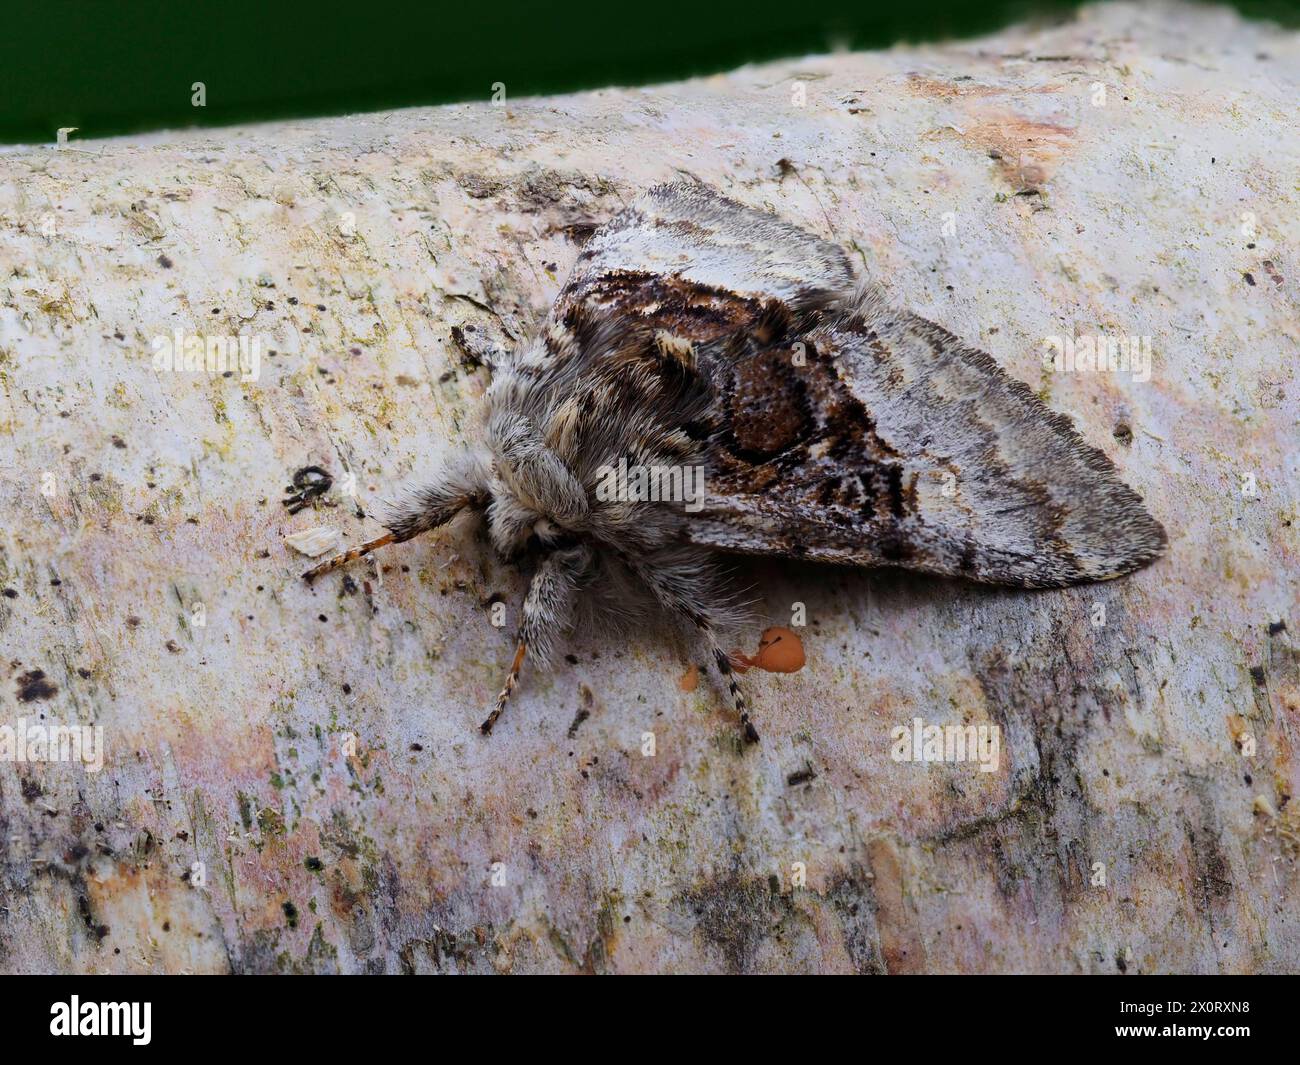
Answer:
[480,640,527,735]
[301,531,397,582]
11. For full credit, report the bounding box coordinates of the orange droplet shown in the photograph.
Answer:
[750,626,805,674]
[727,648,754,674]
[678,664,699,692]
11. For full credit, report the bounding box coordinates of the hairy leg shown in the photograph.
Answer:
[480,543,593,735]
[622,548,758,743]
[301,531,396,581]
[302,449,489,581]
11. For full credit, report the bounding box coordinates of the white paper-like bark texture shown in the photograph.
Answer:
[0,1,1297,973]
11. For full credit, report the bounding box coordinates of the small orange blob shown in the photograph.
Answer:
[678,664,699,692]
[729,627,806,674]
[752,626,805,673]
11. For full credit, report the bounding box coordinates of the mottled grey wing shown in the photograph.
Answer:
[687,292,1167,588]
[551,181,855,344]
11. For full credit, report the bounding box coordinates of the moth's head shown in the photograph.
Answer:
[482,411,589,558]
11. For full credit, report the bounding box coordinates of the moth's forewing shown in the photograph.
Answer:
[552,182,855,347]
[687,297,1166,588]
[534,182,1164,590]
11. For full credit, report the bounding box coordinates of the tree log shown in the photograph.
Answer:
[0,1,1297,973]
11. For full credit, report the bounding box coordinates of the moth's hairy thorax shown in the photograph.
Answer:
[479,314,717,561]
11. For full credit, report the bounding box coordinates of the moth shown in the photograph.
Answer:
[303,182,1166,742]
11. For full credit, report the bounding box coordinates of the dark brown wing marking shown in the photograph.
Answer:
[546,182,855,362]
[688,293,1166,588]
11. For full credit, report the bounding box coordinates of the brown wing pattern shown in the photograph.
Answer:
[543,182,1165,588]
[550,181,854,348]
[686,292,1167,587]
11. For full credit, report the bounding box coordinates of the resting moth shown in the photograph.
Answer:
[304,182,1166,742]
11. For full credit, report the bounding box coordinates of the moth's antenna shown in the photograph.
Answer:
[480,639,527,735]
[301,532,397,582]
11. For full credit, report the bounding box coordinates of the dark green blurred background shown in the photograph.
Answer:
[1,0,1295,145]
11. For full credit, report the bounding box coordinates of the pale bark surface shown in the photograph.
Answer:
[0,2,1297,973]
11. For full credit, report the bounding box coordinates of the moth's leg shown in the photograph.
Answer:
[450,322,512,375]
[301,451,489,582]
[708,637,759,745]
[301,531,397,581]
[622,550,759,744]
[482,639,527,736]
[480,542,593,735]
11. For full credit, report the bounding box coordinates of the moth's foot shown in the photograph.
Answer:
[480,699,508,735]
[480,640,526,736]
[300,531,397,582]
